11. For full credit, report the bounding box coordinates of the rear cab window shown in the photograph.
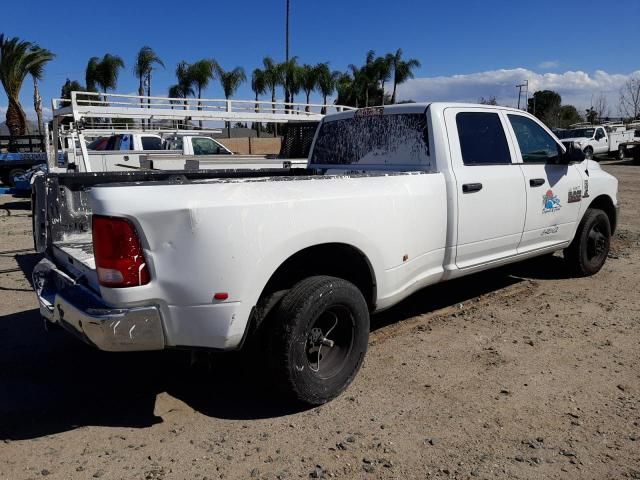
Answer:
[309,109,431,169]
[455,112,512,165]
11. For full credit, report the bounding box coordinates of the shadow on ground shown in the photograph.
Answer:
[1,199,31,211]
[0,252,572,440]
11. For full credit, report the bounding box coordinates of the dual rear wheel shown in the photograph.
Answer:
[263,209,612,405]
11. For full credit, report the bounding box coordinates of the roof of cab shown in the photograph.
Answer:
[323,102,531,122]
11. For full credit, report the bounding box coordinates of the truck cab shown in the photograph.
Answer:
[560,126,608,158]
[163,134,232,155]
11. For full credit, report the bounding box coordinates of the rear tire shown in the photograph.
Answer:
[268,276,369,405]
[6,168,26,187]
[618,146,627,161]
[564,208,611,276]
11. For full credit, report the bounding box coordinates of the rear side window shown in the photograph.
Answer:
[141,136,163,150]
[456,112,511,165]
[310,112,430,167]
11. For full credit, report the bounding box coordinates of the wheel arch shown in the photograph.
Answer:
[586,194,617,233]
[257,242,378,313]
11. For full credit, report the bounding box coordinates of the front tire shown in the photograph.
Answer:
[268,276,369,405]
[583,147,594,160]
[564,208,611,276]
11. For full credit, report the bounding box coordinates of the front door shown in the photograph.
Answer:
[445,108,527,269]
[505,113,584,253]
[593,127,608,154]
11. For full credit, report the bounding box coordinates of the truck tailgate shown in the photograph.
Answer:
[51,233,100,291]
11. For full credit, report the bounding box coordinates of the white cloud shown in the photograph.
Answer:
[538,60,560,69]
[396,68,640,115]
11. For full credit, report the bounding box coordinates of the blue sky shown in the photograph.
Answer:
[3,0,640,117]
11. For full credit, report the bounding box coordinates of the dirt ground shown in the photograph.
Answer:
[0,162,638,480]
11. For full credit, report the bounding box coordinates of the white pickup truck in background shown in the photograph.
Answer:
[558,124,637,160]
[88,132,232,155]
[32,103,618,405]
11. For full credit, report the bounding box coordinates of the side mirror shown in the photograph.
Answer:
[560,143,585,164]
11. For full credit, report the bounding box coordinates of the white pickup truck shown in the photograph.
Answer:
[559,125,636,160]
[80,132,233,172]
[32,103,618,404]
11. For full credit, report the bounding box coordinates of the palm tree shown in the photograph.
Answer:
[171,61,195,109]
[28,47,55,136]
[262,57,283,114]
[133,46,164,126]
[375,54,393,105]
[280,56,299,109]
[335,72,355,107]
[85,56,99,92]
[216,65,246,136]
[251,67,266,112]
[0,35,54,137]
[188,59,218,127]
[217,65,246,99]
[390,48,421,104]
[316,63,339,114]
[94,53,125,93]
[300,64,319,112]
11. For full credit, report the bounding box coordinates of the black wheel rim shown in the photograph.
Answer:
[586,220,608,263]
[305,305,355,379]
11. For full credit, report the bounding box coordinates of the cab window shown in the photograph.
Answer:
[141,136,163,150]
[595,128,605,140]
[192,137,220,155]
[507,114,562,163]
[456,112,511,165]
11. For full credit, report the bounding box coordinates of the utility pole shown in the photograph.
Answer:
[285,0,290,63]
[516,80,528,111]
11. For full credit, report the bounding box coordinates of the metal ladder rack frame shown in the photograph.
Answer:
[50,91,356,171]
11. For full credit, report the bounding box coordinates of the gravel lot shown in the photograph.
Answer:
[0,162,638,480]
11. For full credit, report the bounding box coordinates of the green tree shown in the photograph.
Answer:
[300,64,319,111]
[93,54,125,93]
[28,50,55,135]
[169,61,195,110]
[0,34,54,136]
[85,57,99,92]
[390,48,421,104]
[134,46,164,97]
[335,71,356,106]
[558,105,582,128]
[280,57,299,108]
[134,46,164,128]
[262,56,283,113]
[527,90,562,126]
[216,65,246,136]
[375,54,393,105]
[478,96,498,105]
[251,67,266,112]
[217,65,246,99]
[188,59,218,127]
[316,63,339,114]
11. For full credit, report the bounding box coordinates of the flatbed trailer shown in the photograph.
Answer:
[0,135,47,186]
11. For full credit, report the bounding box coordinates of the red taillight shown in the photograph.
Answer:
[92,215,150,288]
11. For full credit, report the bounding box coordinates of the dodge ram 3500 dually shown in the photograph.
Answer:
[32,103,619,404]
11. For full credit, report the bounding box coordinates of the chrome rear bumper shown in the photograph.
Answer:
[33,258,165,351]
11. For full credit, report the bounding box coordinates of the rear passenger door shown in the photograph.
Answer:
[445,108,527,269]
[505,112,584,253]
